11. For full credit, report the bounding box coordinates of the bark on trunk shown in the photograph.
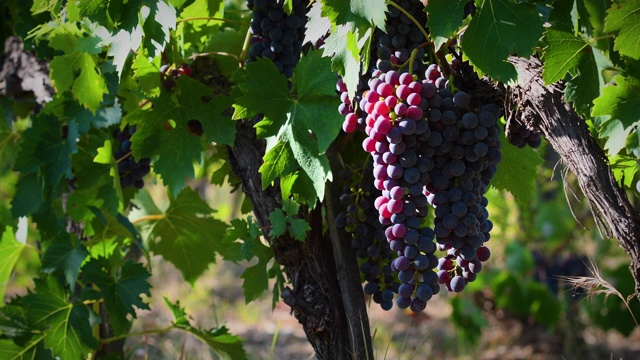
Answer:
[506,56,640,299]
[227,121,374,359]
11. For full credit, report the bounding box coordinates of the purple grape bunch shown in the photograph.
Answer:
[113,125,151,189]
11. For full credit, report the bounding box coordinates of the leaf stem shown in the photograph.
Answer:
[101,325,175,344]
[177,17,250,26]
[132,214,166,224]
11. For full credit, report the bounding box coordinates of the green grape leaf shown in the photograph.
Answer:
[72,53,110,113]
[163,297,191,327]
[10,173,43,218]
[23,277,97,359]
[132,52,162,97]
[491,130,543,206]
[542,29,590,84]
[306,1,332,48]
[163,299,247,360]
[82,258,151,335]
[108,28,143,78]
[241,261,269,303]
[233,52,339,202]
[142,0,177,57]
[289,218,310,242]
[593,75,640,156]
[14,114,76,192]
[260,142,298,187]
[321,0,387,33]
[461,0,543,81]
[564,49,601,117]
[0,227,26,302]
[604,0,640,60]
[0,336,53,360]
[41,233,89,288]
[48,26,109,115]
[66,0,113,28]
[144,187,228,284]
[268,209,287,238]
[323,24,362,99]
[223,217,262,262]
[67,99,123,135]
[234,47,342,154]
[600,120,632,157]
[126,76,234,195]
[177,0,225,52]
[426,0,466,51]
[94,139,125,208]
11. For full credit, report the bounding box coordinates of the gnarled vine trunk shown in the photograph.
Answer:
[227,121,374,360]
[506,56,640,299]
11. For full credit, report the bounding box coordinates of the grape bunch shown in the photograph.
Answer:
[335,164,401,311]
[416,65,501,293]
[160,63,192,91]
[506,119,542,148]
[113,126,151,189]
[246,0,309,78]
[357,60,447,313]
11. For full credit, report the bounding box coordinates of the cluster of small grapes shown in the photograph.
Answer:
[418,65,501,293]
[358,60,445,313]
[335,164,401,310]
[339,0,428,133]
[506,119,542,148]
[160,63,192,91]
[113,126,151,189]
[246,0,308,77]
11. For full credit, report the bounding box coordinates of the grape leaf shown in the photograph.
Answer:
[47,24,109,113]
[177,0,224,51]
[23,277,97,360]
[0,336,53,360]
[144,187,228,284]
[0,227,26,302]
[13,114,76,193]
[233,52,339,201]
[126,76,234,195]
[321,0,387,33]
[260,141,298,187]
[241,261,269,303]
[593,75,640,156]
[141,0,177,57]
[289,218,310,242]
[426,0,466,51]
[268,209,287,238]
[542,29,590,84]
[132,52,162,97]
[223,217,262,262]
[600,120,632,157]
[41,233,89,289]
[82,258,151,335]
[305,1,332,47]
[564,49,601,117]
[323,24,362,99]
[10,173,43,218]
[461,0,543,81]
[108,27,144,78]
[604,0,640,60]
[491,131,543,206]
[163,297,191,327]
[163,298,247,360]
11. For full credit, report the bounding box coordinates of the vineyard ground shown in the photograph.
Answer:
[118,256,640,360]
